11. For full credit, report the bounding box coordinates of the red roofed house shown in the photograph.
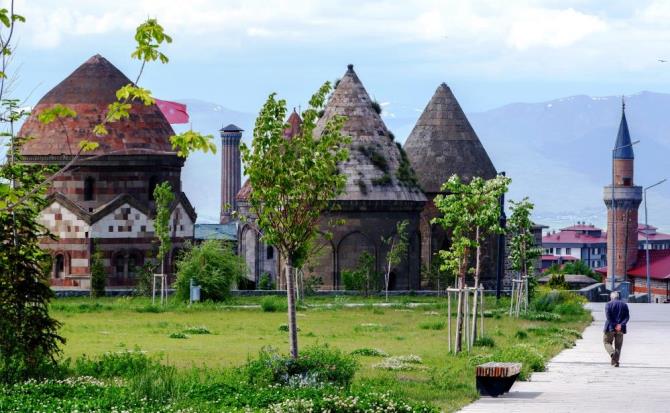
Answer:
[19,55,196,289]
[596,250,670,302]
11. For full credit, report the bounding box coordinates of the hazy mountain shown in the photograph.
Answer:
[179,92,670,231]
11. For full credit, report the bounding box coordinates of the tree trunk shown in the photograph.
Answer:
[471,228,481,344]
[285,263,299,359]
[455,276,465,353]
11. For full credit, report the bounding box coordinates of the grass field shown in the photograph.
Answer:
[47,294,592,412]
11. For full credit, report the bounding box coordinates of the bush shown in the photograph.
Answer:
[473,336,496,347]
[350,348,388,357]
[532,288,587,317]
[514,330,528,339]
[419,320,446,330]
[493,344,545,380]
[522,311,562,321]
[182,326,211,335]
[72,350,161,379]
[342,269,366,291]
[174,240,245,302]
[547,273,569,290]
[258,273,275,290]
[134,262,157,296]
[169,332,188,339]
[245,345,358,388]
[261,296,287,312]
[90,246,106,298]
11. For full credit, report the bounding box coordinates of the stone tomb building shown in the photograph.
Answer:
[19,55,196,288]
[234,66,501,290]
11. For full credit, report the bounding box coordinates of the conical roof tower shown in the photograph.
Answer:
[315,64,425,203]
[20,54,176,157]
[404,83,496,194]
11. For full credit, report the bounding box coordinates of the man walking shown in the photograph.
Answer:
[604,291,630,367]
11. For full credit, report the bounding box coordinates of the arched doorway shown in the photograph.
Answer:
[337,231,375,290]
[54,254,65,279]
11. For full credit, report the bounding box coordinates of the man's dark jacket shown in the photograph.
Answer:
[604,300,630,334]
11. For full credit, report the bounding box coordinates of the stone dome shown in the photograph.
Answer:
[19,54,176,157]
[404,83,496,194]
[314,65,425,203]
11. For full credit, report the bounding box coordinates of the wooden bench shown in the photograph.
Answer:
[476,362,522,397]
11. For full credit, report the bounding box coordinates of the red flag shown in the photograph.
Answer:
[155,98,189,124]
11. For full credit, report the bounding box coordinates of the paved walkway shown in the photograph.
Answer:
[460,303,670,412]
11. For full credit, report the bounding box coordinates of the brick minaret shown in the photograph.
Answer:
[603,101,641,288]
[220,124,243,224]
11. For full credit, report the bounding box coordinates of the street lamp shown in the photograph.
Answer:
[610,139,640,292]
[644,178,667,303]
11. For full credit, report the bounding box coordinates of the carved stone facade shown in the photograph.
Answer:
[19,55,196,289]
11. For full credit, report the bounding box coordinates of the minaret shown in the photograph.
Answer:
[603,101,642,289]
[220,124,243,224]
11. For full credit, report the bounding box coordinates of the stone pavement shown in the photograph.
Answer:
[460,303,670,413]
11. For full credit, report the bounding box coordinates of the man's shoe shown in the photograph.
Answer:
[614,362,619,367]
[610,353,616,365]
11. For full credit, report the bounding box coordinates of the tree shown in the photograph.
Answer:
[174,240,245,301]
[507,198,542,313]
[562,260,596,279]
[0,136,64,382]
[153,181,174,276]
[239,84,349,358]
[432,175,509,353]
[382,220,409,301]
[341,251,376,296]
[0,5,214,380]
[90,243,106,298]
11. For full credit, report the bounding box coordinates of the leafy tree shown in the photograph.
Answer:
[432,175,509,353]
[90,243,106,298]
[153,181,174,276]
[562,260,596,279]
[341,251,376,296]
[382,220,409,301]
[0,136,64,383]
[240,83,349,358]
[0,5,214,381]
[507,198,542,309]
[174,241,245,301]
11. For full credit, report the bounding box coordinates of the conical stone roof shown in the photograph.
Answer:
[20,54,176,157]
[315,65,425,203]
[404,83,496,194]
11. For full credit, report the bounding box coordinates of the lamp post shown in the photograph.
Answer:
[644,179,667,303]
[610,139,639,292]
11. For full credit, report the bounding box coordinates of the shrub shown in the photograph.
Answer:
[522,311,562,321]
[169,332,188,339]
[245,345,358,388]
[373,355,424,371]
[532,288,586,315]
[419,320,446,330]
[493,344,545,380]
[350,348,388,357]
[279,324,300,332]
[473,336,496,347]
[371,100,382,115]
[72,350,161,379]
[182,326,211,335]
[258,273,275,290]
[135,304,165,313]
[547,273,569,290]
[514,330,528,339]
[90,246,106,298]
[134,262,157,296]
[261,296,287,312]
[342,269,366,291]
[174,240,245,302]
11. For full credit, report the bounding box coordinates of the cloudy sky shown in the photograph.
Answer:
[9,0,670,116]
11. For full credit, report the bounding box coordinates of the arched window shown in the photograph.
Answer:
[127,254,138,278]
[266,246,274,260]
[54,254,65,278]
[149,176,158,200]
[84,177,95,201]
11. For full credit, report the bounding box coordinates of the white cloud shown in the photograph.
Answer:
[506,8,607,50]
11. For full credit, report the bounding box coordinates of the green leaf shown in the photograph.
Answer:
[37,104,77,125]
[169,131,216,158]
[131,18,172,63]
[78,140,100,152]
[93,124,108,136]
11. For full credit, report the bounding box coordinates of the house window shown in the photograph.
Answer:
[566,248,572,255]
[267,246,274,260]
[623,177,632,186]
[84,177,95,201]
[109,226,114,232]
[556,248,562,255]
[54,254,65,278]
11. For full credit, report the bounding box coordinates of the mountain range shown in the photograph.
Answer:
[176,92,670,233]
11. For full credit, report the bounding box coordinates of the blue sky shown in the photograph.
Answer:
[9,0,670,117]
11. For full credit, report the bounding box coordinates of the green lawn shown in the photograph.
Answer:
[48,295,592,412]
